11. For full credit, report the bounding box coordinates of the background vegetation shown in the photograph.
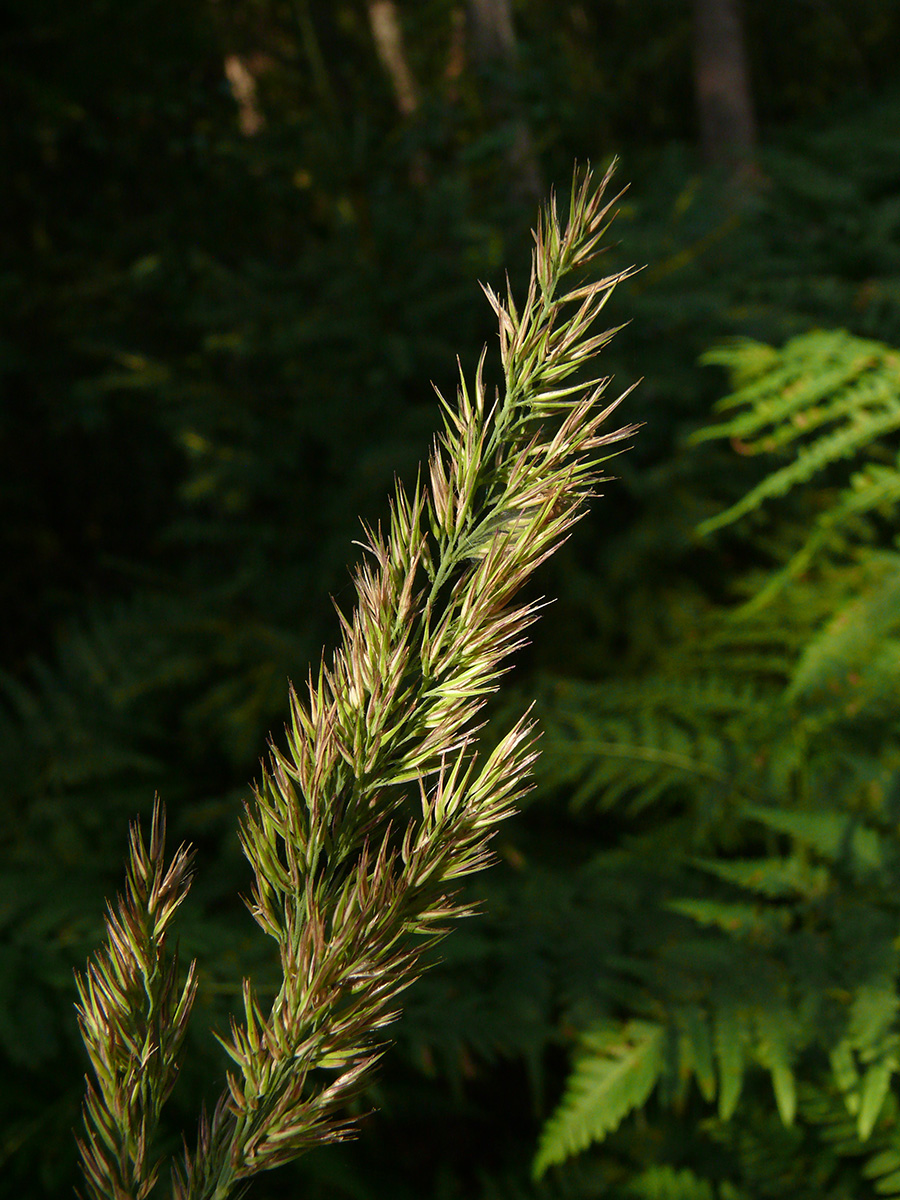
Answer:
[4,1,900,1196]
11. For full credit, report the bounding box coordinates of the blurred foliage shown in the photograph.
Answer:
[524,329,900,1195]
[3,0,900,1196]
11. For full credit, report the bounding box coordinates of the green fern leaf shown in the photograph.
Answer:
[861,1149,900,1183]
[678,1005,716,1104]
[533,674,778,815]
[755,1007,797,1125]
[668,898,786,939]
[858,1056,897,1140]
[846,982,900,1053]
[699,406,900,536]
[698,331,897,446]
[693,332,900,558]
[801,1082,900,1194]
[691,854,829,901]
[741,464,900,612]
[626,1165,716,1200]
[873,1170,900,1196]
[743,804,884,872]
[714,1006,746,1120]
[788,559,900,701]
[698,336,780,390]
[533,1020,665,1177]
[830,1040,861,1099]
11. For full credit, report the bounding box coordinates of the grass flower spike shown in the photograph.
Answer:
[75,802,197,1199]
[76,162,639,1200]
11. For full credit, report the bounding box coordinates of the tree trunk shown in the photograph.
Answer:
[224,55,264,136]
[468,0,517,62]
[367,0,420,117]
[692,0,756,174]
[444,5,466,99]
[466,0,543,204]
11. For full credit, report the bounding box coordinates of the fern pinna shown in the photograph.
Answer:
[531,329,900,1196]
[74,166,639,1200]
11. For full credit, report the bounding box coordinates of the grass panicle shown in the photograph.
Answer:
[76,162,638,1200]
[75,799,197,1200]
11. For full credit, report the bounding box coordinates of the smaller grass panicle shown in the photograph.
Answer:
[75,799,197,1200]
[77,162,639,1200]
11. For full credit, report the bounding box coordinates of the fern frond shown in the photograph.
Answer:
[533,1021,665,1178]
[625,1165,717,1200]
[697,331,900,450]
[713,1005,747,1121]
[690,854,829,901]
[801,1083,900,1195]
[743,804,884,873]
[857,1055,898,1142]
[666,898,788,940]
[787,557,900,702]
[532,673,783,814]
[527,322,900,1191]
[693,332,900,565]
[701,412,900,536]
[740,465,900,612]
[674,1004,716,1104]
[754,1006,798,1126]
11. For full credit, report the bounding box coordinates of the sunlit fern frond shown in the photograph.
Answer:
[531,672,788,815]
[693,330,900,609]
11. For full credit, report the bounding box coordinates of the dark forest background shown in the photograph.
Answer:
[4,2,900,1197]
